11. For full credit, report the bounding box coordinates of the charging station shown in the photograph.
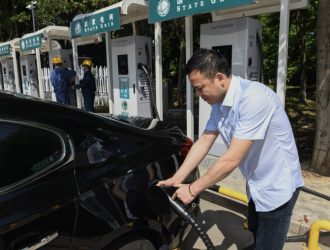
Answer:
[49,49,77,106]
[111,36,152,118]
[199,17,262,157]
[1,59,16,92]
[20,55,39,97]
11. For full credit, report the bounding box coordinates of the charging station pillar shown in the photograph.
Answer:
[12,49,21,93]
[47,37,54,101]
[186,16,194,141]
[105,31,114,114]
[36,48,44,99]
[276,0,291,107]
[155,22,163,120]
[72,38,82,109]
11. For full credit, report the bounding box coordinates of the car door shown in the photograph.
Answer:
[0,117,78,250]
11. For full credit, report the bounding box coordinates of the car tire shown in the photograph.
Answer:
[103,233,157,250]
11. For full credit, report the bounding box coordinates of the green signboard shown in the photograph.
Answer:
[20,34,42,52]
[0,44,10,57]
[149,0,256,23]
[71,7,120,39]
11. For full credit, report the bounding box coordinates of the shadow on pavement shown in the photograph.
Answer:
[186,208,253,250]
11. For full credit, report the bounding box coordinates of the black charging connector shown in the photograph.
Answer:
[137,63,160,120]
[138,63,144,70]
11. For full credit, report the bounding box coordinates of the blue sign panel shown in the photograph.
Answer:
[24,78,28,91]
[0,44,10,57]
[71,7,121,39]
[20,34,42,52]
[149,0,256,23]
[119,77,129,99]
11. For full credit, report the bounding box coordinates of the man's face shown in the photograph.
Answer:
[189,70,227,105]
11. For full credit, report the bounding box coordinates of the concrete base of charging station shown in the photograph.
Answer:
[198,155,330,248]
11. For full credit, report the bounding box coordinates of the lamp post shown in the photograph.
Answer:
[26,1,37,32]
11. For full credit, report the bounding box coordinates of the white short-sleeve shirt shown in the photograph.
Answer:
[205,75,304,212]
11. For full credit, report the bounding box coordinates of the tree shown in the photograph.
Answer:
[175,17,185,107]
[296,10,308,104]
[311,0,330,176]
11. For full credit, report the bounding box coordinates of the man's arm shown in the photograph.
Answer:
[74,74,91,89]
[174,137,253,204]
[191,137,252,193]
[157,130,219,187]
[61,69,76,78]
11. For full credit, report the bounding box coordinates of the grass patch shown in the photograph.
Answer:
[95,105,109,113]
[285,89,316,162]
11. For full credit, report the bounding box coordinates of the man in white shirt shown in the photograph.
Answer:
[157,48,304,249]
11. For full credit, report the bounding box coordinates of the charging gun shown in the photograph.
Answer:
[145,185,215,250]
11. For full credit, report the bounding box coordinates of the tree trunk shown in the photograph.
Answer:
[297,10,308,104]
[176,18,185,107]
[11,0,20,39]
[311,0,330,176]
[132,20,151,37]
[274,51,278,92]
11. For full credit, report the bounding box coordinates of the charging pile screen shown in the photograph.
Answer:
[118,54,128,75]
[212,45,232,69]
[23,65,27,76]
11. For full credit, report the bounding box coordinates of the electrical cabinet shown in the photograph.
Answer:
[1,59,16,92]
[20,55,39,97]
[111,36,152,118]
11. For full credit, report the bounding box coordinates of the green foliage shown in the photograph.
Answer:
[0,0,122,41]
[253,1,318,85]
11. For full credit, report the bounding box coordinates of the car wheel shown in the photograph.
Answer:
[103,233,157,250]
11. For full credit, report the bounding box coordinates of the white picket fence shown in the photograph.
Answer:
[42,66,109,108]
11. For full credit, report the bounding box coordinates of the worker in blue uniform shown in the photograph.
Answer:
[72,60,96,112]
[50,56,76,105]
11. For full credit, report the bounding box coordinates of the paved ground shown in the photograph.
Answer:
[198,155,330,225]
[181,154,330,250]
[184,199,330,250]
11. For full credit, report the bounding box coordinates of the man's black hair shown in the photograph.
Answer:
[185,48,231,80]
[53,63,62,67]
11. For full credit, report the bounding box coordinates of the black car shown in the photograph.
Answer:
[0,91,199,250]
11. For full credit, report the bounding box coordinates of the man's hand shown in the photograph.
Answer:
[156,177,181,188]
[72,86,75,90]
[172,184,195,205]
[68,67,71,70]
[114,178,123,188]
